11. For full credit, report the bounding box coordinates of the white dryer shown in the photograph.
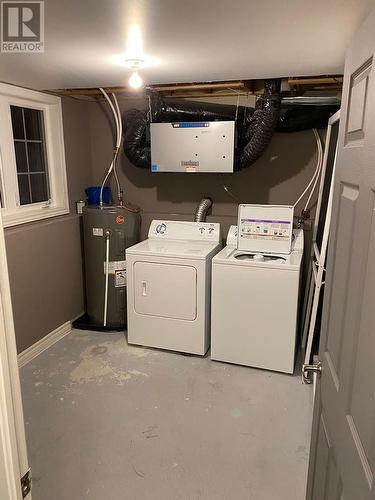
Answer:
[211,217,303,374]
[126,220,222,355]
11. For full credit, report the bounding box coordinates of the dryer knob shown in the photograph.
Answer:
[253,253,265,262]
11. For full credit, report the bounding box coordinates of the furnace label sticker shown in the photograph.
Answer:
[240,218,292,241]
[181,160,199,171]
[185,165,197,173]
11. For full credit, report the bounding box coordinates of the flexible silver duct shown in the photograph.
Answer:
[194,198,213,222]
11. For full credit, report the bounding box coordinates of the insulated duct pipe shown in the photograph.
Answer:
[194,198,213,222]
[235,79,281,169]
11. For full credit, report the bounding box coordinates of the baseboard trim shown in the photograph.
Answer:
[18,320,72,368]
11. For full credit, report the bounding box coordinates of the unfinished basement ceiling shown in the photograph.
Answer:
[0,0,374,91]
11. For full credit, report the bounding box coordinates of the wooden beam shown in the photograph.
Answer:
[152,81,245,92]
[288,76,343,85]
[47,75,343,100]
[161,91,254,99]
[50,87,135,96]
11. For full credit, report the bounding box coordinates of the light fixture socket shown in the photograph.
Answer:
[124,58,145,69]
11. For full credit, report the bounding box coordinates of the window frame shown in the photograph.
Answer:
[0,83,69,227]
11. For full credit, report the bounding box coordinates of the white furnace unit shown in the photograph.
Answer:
[126,220,222,355]
[150,121,235,173]
[211,204,303,374]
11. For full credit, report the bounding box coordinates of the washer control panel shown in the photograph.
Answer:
[237,204,294,254]
[226,225,238,246]
[149,220,221,242]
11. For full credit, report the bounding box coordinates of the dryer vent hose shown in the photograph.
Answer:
[194,198,213,222]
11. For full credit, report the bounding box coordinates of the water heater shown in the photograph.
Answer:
[150,121,235,172]
[82,205,140,328]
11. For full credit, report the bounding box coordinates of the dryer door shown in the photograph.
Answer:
[133,262,197,320]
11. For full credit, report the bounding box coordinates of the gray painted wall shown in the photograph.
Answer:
[5,97,91,353]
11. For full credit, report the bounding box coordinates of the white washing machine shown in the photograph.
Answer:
[126,220,222,355]
[211,205,303,374]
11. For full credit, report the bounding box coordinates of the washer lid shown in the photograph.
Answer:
[213,248,302,270]
[127,239,221,260]
[213,231,303,270]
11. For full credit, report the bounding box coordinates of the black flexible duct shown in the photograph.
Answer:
[276,105,338,132]
[235,79,281,169]
[122,108,150,169]
[150,95,248,123]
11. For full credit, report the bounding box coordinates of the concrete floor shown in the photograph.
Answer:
[21,329,313,500]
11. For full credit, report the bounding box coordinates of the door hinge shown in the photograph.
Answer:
[302,361,322,384]
[21,468,32,498]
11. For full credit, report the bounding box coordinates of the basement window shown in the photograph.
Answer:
[0,83,69,227]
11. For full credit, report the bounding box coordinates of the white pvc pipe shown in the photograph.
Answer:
[99,88,122,206]
[293,128,322,209]
[304,129,323,211]
[111,93,122,201]
[103,232,110,327]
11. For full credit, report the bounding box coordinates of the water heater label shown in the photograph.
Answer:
[93,227,103,237]
[103,260,126,276]
[240,218,291,241]
[115,270,126,287]
[116,215,125,224]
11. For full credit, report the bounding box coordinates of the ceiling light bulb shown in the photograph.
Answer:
[129,70,143,89]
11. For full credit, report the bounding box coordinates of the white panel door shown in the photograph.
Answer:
[306,9,375,500]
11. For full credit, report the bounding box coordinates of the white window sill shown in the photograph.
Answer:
[2,206,70,228]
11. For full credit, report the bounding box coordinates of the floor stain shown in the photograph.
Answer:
[231,408,242,418]
[91,346,108,355]
[142,425,159,439]
[69,343,149,386]
[131,463,146,478]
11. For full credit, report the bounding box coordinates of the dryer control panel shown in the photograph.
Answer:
[148,220,221,242]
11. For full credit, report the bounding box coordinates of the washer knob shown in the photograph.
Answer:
[253,253,265,261]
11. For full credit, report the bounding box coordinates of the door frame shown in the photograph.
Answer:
[301,110,340,374]
[0,209,31,499]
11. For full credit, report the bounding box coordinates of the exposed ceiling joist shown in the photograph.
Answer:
[47,75,343,101]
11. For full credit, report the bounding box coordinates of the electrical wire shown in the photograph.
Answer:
[220,174,241,202]
[293,128,323,210]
